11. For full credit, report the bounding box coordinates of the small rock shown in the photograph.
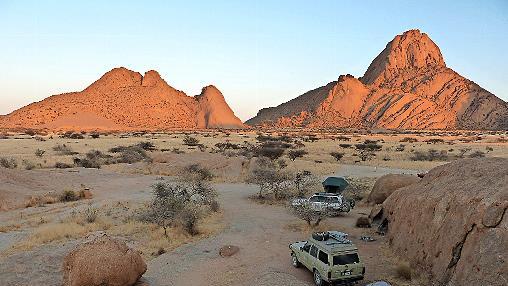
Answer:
[219,245,239,257]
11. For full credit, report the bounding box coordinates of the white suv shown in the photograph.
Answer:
[292,193,353,214]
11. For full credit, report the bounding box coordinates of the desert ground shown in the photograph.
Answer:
[0,130,507,286]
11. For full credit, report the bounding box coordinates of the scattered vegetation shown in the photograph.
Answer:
[53,144,78,155]
[54,162,73,169]
[247,157,290,200]
[35,149,45,157]
[410,149,448,161]
[287,149,307,161]
[395,262,412,280]
[290,203,328,227]
[183,135,200,146]
[400,137,418,143]
[330,152,345,161]
[0,157,18,169]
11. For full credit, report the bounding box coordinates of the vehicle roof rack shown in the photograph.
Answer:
[324,231,352,245]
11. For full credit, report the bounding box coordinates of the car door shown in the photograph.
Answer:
[316,249,330,279]
[309,244,319,269]
[299,242,313,269]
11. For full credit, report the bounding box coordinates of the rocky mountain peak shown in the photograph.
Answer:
[84,67,142,93]
[361,29,446,85]
[141,70,167,87]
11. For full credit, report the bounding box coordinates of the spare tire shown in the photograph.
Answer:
[312,232,330,241]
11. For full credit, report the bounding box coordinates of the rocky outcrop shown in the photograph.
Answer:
[381,158,508,286]
[247,29,508,130]
[0,67,245,131]
[63,231,146,286]
[196,85,245,129]
[367,174,420,204]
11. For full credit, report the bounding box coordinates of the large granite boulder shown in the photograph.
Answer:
[63,231,147,286]
[382,158,507,286]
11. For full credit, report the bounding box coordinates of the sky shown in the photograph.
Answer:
[0,0,507,121]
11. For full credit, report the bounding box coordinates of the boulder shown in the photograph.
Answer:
[367,174,420,204]
[63,231,146,286]
[382,158,508,286]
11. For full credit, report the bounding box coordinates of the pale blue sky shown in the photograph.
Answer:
[1,0,507,121]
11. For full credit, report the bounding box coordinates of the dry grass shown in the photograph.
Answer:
[10,205,223,260]
[396,262,413,280]
[0,131,506,179]
[285,220,334,234]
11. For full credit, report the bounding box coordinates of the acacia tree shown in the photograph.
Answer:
[293,170,320,198]
[247,157,291,199]
[290,202,329,226]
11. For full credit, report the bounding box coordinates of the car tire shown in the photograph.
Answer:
[291,253,300,268]
[313,270,327,286]
[341,202,351,213]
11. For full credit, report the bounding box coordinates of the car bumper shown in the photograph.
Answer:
[328,275,364,284]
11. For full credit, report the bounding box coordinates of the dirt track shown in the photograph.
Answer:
[0,165,418,286]
[144,184,406,285]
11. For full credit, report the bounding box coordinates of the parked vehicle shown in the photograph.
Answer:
[289,231,365,285]
[291,193,354,215]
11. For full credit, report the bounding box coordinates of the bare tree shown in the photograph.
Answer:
[246,157,291,199]
[290,202,328,226]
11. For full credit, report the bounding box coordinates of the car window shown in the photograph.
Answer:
[310,245,318,258]
[333,253,360,265]
[302,242,311,253]
[327,196,339,203]
[309,196,320,202]
[318,250,329,264]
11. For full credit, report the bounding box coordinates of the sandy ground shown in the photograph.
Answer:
[0,131,506,286]
[1,165,418,286]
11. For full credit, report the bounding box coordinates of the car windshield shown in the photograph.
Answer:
[333,253,360,265]
[309,196,326,202]
[326,196,339,203]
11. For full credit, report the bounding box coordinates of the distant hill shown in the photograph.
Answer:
[247,29,508,130]
[0,68,245,131]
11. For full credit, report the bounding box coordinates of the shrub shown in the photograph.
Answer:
[293,171,320,198]
[34,136,46,142]
[355,216,371,228]
[35,149,45,157]
[287,149,307,161]
[290,203,328,226]
[60,190,79,202]
[247,157,290,199]
[141,183,199,236]
[336,135,350,141]
[74,150,113,168]
[215,142,241,152]
[400,137,418,143]
[254,145,285,160]
[61,131,84,139]
[83,207,98,223]
[410,149,448,161]
[110,145,151,164]
[330,152,345,161]
[469,151,486,158]
[136,141,156,151]
[355,142,382,152]
[339,144,352,148]
[395,144,405,152]
[53,144,78,155]
[395,263,412,280]
[486,146,494,152]
[90,133,100,139]
[0,157,18,169]
[425,138,444,144]
[183,135,200,146]
[22,159,37,170]
[54,162,73,169]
